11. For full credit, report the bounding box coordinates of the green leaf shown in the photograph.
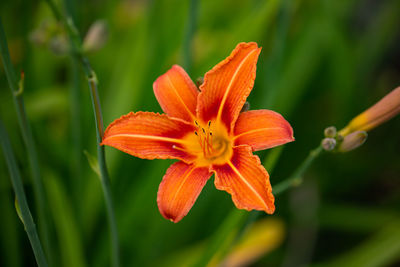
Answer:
[44,173,87,267]
[14,197,24,224]
[314,221,400,267]
[83,150,100,177]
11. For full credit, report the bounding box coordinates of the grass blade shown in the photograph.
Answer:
[0,120,48,267]
[0,17,53,265]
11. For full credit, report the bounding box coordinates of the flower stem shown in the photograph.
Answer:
[87,69,120,267]
[235,145,324,241]
[0,120,49,267]
[0,17,53,265]
[192,145,324,266]
[43,1,120,266]
[273,145,323,195]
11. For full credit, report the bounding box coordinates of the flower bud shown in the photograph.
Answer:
[49,35,69,55]
[324,126,337,138]
[321,138,336,151]
[83,20,109,53]
[196,77,204,89]
[338,131,367,152]
[339,86,400,136]
[29,20,69,55]
[241,102,250,113]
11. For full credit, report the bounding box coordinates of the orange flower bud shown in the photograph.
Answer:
[338,131,368,152]
[339,86,400,136]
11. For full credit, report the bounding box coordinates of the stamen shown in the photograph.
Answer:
[205,130,211,155]
[207,132,214,153]
[205,121,214,154]
[202,136,206,156]
[195,130,206,155]
[192,120,219,159]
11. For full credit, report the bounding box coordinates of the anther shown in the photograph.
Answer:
[202,128,206,134]
[194,131,198,136]
[195,120,199,126]
[208,121,211,127]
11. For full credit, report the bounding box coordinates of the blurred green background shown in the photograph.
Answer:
[1,0,400,266]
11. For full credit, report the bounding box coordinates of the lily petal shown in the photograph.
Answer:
[153,65,199,122]
[213,146,275,213]
[157,161,211,223]
[101,112,196,162]
[234,110,294,151]
[197,42,261,132]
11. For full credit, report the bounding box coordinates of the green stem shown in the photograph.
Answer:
[0,120,49,267]
[192,145,324,266]
[88,74,120,267]
[43,1,120,266]
[236,145,324,241]
[273,145,323,195]
[0,17,53,264]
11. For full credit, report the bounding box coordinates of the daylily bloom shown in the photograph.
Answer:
[101,42,294,222]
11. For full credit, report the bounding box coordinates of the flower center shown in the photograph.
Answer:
[178,120,233,167]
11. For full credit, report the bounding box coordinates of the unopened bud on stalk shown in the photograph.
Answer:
[339,86,400,136]
[30,30,47,46]
[338,131,367,152]
[30,20,69,55]
[49,36,69,55]
[241,102,250,113]
[321,138,336,151]
[196,77,204,89]
[324,126,337,138]
[83,20,109,53]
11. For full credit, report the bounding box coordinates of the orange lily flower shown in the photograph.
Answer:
[101,42,294,222]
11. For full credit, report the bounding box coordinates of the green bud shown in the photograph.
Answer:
[338,131,367,152]
[321,138,336,151]
[324,126,337,138]
[83,20,109,53]
[241,102,250,113]
[196,77,204,90]
[49,35,69,55]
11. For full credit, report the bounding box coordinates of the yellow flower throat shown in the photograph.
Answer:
[176,120,233,167]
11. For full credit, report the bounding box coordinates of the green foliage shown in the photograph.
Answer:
[1,0,400,266]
